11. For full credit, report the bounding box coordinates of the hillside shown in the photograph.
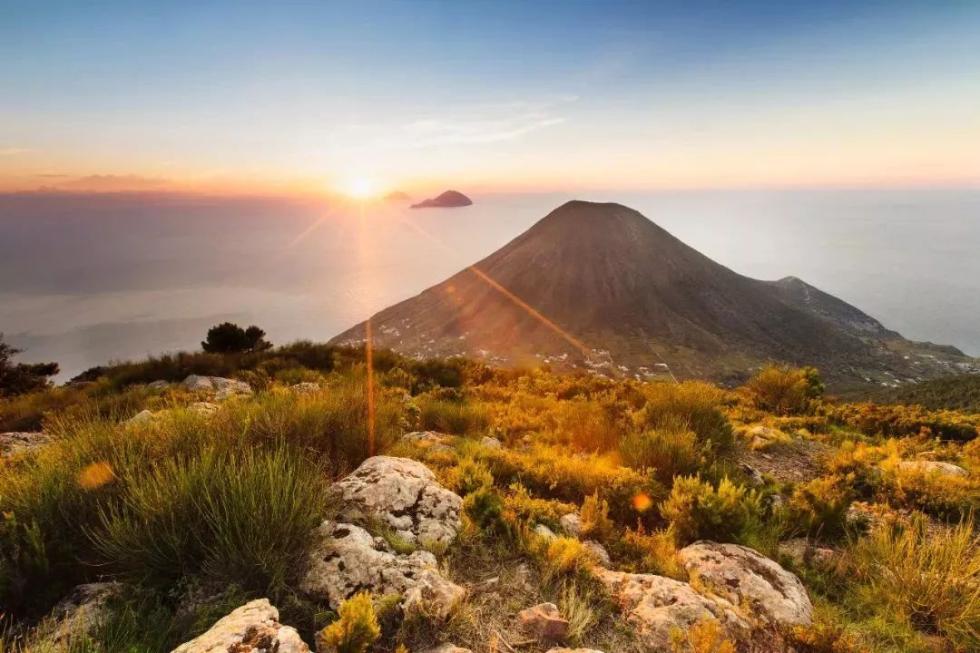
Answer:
[332,201,977,388]
[2,346,979,652]
[866,373,980,412]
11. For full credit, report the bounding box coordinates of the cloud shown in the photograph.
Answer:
[55,174,173,191]
[0,147,30,156]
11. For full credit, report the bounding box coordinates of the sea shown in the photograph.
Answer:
[1,188,978,380]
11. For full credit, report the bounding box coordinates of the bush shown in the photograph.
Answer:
[556,398,621,453]
[621,419,701,484]
[92,444,327,592]
[0,335,59,398]
[416,396,489,435]
[638,382,733,453]
[316,591,380,653]
[661,475,762,544]
[744,365,823,415]
[201,322,272,354]
[620,525,685,578]
[851,517,980,650]
[787,476,853,539]
[579,492,614,542]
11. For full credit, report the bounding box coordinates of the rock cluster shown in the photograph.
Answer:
[0,431,51,457]
[171,599,309,653]
[182,374,253,399]
[896,459,968,477]
[330,456,462,547]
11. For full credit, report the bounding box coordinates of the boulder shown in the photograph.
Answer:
[127,409,156,424]
[533,524,557,540]
[480,436,502,449]
[171,598,309,653]
[0,431,51,458]
[189,401,219,416]
[595,568,747,650]
[896,460,968,478]
[290,382,322,394]
[582,540,611,567]
[777,538,836,568]
[403,431,454,452]
[559,513,582,537]
[518,602,569,642]
[330,456,462,547]
[182,375,252,398]
[147,380,171,390]
[677,541,813,629]
[300,521,463,619]
[422,645,473,653]
[46,582,123,644]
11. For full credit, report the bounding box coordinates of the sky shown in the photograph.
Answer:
[1,1,979,195]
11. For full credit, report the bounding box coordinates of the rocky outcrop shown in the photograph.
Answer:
[170,598,309,653]
[595,568,747,649]
[45,582,123,645]
[411,190,473,209]
[518,602,569,642]
[182,375,253,399]
[330,456,462,547]
[299,521,464,619]
[896,460,968,477]
[0,431,51,458]
[678,541,813,629]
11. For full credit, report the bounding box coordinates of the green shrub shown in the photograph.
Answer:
[416,396,489,435]
[744,365,823,415]
[787,476,853,539]
[621,419,701,484]
[661,475,762,544]
[638,382,734,453]
[316,591,380,653]
[556,399,621,453]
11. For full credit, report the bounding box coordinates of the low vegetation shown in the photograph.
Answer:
[2,336,979,652]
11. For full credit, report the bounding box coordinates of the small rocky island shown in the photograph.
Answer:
[411,189,473,208]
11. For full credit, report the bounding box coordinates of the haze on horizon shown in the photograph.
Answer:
[2,1,979,196]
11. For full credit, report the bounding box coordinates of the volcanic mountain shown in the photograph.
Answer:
[332,201,976,387]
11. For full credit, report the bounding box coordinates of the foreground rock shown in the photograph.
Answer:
[595,568,747,649]
[45,582,123,645]
[0,431,51,458]
[330,456,462,546]
[182,374,253,399]
[300,521,464,619]
[171,598,309,653]
[678,541,813,629]
[518,602,569,642]
[896,460,969,477]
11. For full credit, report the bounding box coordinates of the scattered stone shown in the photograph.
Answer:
[147,380,171,390]
[189,401,219,416]
[330,456,462,546]
[171,598,309,653]
[422,645,473,653]
[403,431,454,452]
[480,435,502,449]
[595,568,747,649]
[582,540,611,567]
[0,431,51,458]
[677,541,813,629]
[777,538,836,568]
[559,513,582,536]
[45,582,123,645]
[182,375,253,398]
[518,602,569,642]
[896,460,968,478]
[290,382,322,394]
[740,462,765,486]
[546,649,605,653]
[126,409,156,424]
[300,521,463,618]
[533,524,557,540]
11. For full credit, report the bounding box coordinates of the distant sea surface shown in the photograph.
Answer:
[2,189,978,380]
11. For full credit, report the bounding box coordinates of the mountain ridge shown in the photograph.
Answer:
[332,200,977,387]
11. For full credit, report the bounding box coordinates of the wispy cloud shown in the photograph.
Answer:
[0,147,30,156]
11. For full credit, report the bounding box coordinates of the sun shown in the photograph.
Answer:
[340,176,379,200]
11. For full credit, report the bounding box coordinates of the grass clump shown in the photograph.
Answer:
[744,364,824,415]
[661,475,762,545]
[316,591,381,653]
[620,419,701,484]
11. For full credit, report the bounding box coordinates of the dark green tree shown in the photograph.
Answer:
[201,322,272,354]
[0,334,60,397]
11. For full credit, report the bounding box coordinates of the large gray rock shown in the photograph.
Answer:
[0,431,51,458]
[595,568,747,649]
[331,456,462,547]
[46,582,123,645]
[559,513,582,537]
[896,460,968,478]
[170,599,309,653]
[677,541,813,629]
[182,375,253,398]
[300,521,464,619]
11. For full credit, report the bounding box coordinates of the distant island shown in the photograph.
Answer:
[411,190,472,209]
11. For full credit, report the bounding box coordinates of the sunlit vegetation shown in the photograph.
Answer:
[2,347,979,651]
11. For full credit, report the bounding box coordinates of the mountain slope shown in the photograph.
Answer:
[332,201,976,386]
